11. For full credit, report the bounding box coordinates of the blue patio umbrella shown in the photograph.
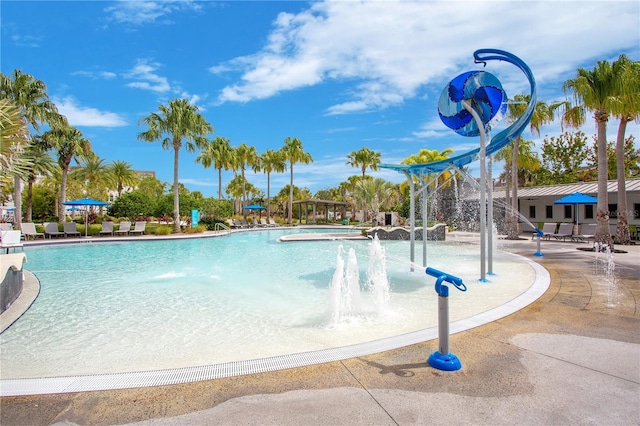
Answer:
[62,198,109,236]
[244,204,266,218]
[553,192,597,225]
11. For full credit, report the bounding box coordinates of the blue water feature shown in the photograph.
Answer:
[379,48,537,175]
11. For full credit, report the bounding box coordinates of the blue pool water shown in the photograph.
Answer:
[0,228,535,379]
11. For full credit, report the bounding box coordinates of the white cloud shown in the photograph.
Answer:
[11,34,41,48]
[72,70,117,80]
[124,59,171,93]
[54,96,128,127]
[104,0,203,25]
[212,1,639,118]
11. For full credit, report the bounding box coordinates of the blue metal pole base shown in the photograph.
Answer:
[534,252,544,257]
[427,351,462,371]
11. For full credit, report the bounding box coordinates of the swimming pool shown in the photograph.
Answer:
[0,228,538,382]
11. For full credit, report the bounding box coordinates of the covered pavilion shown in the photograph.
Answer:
[292,199,350,224]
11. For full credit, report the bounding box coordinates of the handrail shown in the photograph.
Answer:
[214,222,231,234]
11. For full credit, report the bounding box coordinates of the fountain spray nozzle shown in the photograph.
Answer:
[426,267,466,296]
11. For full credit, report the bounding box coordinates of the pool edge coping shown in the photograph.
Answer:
[0,252,549,396]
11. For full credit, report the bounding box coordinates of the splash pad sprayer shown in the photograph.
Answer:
[438,68,507,282]
[425,267,467,371]
[533,228,545,257]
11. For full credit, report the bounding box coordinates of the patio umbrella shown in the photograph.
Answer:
[553,192,597,225]
[62,198,109,237]
[244,204,266,218]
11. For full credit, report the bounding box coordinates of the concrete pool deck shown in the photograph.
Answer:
[1,230,639,425]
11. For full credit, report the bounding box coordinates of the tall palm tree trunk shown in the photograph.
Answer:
[60,165,69,222]
[266,172,271,219]
[13,175,22,226]
[217,167,223,199]
[595,111,614,248]
[26,178,35,222]
[173,147,180,233]
[615,117,630,244]
[288,166,294,224]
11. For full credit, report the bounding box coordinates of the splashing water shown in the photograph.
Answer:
[329,234,390,324]
[367,233,390,314]
[594,242,617,307]
[346,248,361,314]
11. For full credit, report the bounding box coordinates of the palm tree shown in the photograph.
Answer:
[21,138,55,222]
[260,149,286,218]
[401,148,454,223]
[280,137,313,224]
[611,55,640,244]
[563,60,619,248]
[346,147,382,179]
[236,143,260,214]
[501,95,554,239]
[196,136,233,199]
[0,99,29,195]
[73,155,111,200]
[108,160,139,198]
[138,98,213,233]
[353,178,397,226]
[0,70,65,225]
[39,124,93,220]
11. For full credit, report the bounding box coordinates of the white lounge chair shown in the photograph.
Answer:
[20,222,44,240]
[572,223,596,242]
[130,221,146,236]
[1,230,23,253]
[550,223,573,241]
[0,223,12,231]
[268,218,278,227]
[532,222,556,240]
[114,221,131,236]
[260,218,269,227]
[63,222,81,238]
[99,221,114,236]
[44,222,65,239]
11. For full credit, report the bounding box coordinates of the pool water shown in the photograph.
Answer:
[0,229,535,379]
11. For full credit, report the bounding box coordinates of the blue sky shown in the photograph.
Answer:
[2,0,639,198]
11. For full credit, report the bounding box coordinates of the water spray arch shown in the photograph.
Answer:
[380,49,537,278]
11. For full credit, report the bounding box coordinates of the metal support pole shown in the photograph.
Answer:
[426,267,467,371]
[437,293,449,355]
[422,184,428,268]
[487,155,494,275]
[407,172,415,271]
[534,228,544,257]
[462,100,488,282]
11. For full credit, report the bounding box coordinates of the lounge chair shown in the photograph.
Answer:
[260,218,269,227]
[44,222,65,239]
[20,222,44,240]
[1,230,23,253]
[63,222,81,238]
[130,221,146,236]
[269,218,278,227]
[550,223,573,241]
[114,221,132,236]
[241,218,251,228]
[226,219,237,229]
[572,223,596,242]
[233,219,246,229]
[532,222,556,240]
[0,223,12,231]
[99,221,114,236]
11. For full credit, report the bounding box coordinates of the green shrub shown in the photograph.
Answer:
[182,225,206,234]
[152,225,172,235]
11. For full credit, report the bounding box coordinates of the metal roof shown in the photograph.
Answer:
[492,179,640,199]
